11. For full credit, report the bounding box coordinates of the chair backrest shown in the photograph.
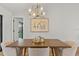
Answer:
[62,41,77,56]
[1,40,17,56]
[29,48,49,56]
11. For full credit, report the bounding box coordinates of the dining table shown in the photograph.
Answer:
[6,39,71,56]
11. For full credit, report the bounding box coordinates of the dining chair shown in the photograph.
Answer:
[28,48,49,56]
[62,41,77,56]
[1,40,17,56]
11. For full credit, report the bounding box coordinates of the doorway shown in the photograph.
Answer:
[0,15,3,51]
[13,17,23,41]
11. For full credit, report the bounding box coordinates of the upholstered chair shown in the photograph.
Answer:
[1,40,17,56]
[62,41,77,56]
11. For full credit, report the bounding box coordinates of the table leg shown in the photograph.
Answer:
[18,48,26,56]
[19,48,24,56]
[49,48,56,56]
[50,48,61,56]
[19,48,29,56]
[22,48,26,56]
[26,48,29,56]
[52,48,56,56]
[54,48,61,56]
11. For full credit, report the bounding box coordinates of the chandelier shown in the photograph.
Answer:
[28,4,45,18]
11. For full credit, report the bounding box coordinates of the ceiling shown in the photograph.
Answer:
[0,3,54,15]
[0,3,79,15]
[0,3,34,15]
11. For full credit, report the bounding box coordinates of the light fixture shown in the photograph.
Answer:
[28,4,45,18]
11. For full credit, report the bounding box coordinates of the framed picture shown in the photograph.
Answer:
[31,18,48,32]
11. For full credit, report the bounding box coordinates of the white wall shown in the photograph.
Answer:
[23,4,79,44]
[0,6,13,41]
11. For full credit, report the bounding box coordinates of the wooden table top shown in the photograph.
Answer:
[6,39,71,48]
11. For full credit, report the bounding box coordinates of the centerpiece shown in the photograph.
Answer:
[32,36,45,44]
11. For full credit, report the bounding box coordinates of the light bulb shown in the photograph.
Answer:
[28,8,31,12]
[33,13,36,16]
[40,7,43,11]
[43,12,45,15]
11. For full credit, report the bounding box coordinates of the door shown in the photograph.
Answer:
[13,17,23,41]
